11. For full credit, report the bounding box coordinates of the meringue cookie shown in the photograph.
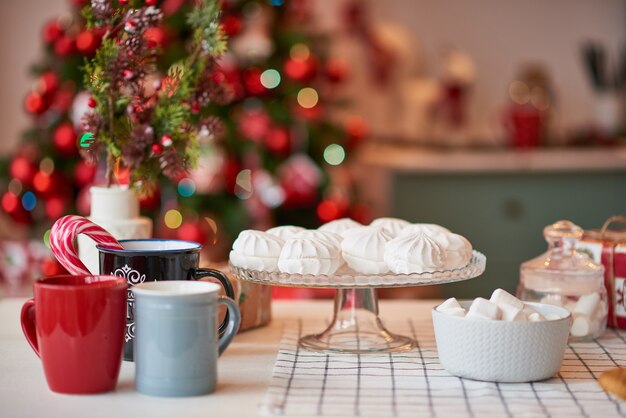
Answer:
[384,233,446,274]
[431,231,473,269]
[229,230,284,272]
[266,225,306,240]
[341,226,392,274]
[294,230,342,249]
[401,223,450,237]
[319,218,363,237]
[370,217,411,237]
[278,238,341,275]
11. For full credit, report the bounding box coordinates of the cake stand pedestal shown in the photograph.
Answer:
[230,250,486,354]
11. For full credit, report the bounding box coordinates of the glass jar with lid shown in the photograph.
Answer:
[517,220,607,341]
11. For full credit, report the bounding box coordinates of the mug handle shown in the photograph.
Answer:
[216,296,241,356]
[192,268,236,335]
[20,299,40,357]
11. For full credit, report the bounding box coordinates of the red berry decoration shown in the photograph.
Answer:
[145,0,157,5]
[124,20,137,33]
[191,103,201,113]
[151,143,164,155]
[87,97,97,108]
[76,30,101,55]
[43,20,62,44]
[53,122,78,157]
[24,93,46,114]
[54,36,74,57]
[160,134,173,147]
[123,69,134,80]
[119,0,129,5]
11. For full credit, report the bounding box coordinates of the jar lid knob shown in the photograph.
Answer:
[543,220,583,241]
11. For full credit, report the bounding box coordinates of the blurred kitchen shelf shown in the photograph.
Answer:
[357,143,626,173]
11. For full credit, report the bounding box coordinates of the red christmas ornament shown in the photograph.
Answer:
[144,27,167,48]
[43,20,62,44]
[345,115,368,149]
[119,0,129,5]
[10,157,37,185]
[53,122,78,157]
[265,127,290,155]
[284,56,318,82]
[177,221,207,246]
[88,97,97,108]
[40,72,59,95]
[151,143,164,155]
[325,58,350,83]
[191,102,201,113]
[221,15,242,37]
[145,0,157,6]
[33,172,52,194]
[243,67,265,95]
[1,192,19,214]
[45,196,67,220]
[54,36,74,56]
[76,30,101,55]
[41,257,68,277]
[162,0,185,16]
[317,199,343,223]
[161,134,173,147]
[139,188,161,211]
[24,93,47,114]
[74,160,96,186]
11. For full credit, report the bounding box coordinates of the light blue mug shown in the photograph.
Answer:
[132,281,241,397]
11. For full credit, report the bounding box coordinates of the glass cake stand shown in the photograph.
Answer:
[230,250,485,354]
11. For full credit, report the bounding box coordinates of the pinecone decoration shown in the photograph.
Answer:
[193,69,234,107]
[159,149,185,181]
[121,124,154,169]
[91,0,114,21]
[126,7,163,32]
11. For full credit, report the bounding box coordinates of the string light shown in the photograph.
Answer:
[22,191,37,211]
[8,179,22,195]
[177,178,196,197]
[290,44,310,60]
[164,209,183,229]
[235,169,253,200]
[297,87,318,109]
[39,157,55,175]
[260,69,281,89]
[323,144,345,166]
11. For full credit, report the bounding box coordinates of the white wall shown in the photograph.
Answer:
[0,0,66,155]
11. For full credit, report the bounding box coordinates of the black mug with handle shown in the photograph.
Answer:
[96,239,235,361]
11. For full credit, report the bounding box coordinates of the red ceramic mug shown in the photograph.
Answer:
[20,275,127,394]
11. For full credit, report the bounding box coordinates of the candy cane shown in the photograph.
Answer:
[50,215,124,275]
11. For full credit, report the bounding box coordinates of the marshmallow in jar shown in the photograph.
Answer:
[517,220,607,341]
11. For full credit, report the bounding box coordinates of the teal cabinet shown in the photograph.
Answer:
[392,171,626,298]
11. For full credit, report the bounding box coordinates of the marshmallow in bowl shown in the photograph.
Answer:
[432,232,473,270]
[229,230,284,272]
[384,233,446,274]
[294,230,343,249]
[436,297,466,317]
[466,298,502,321]
[266,225,306,240]
[341,226,392,274]
[401,223,450,237]
[319,218,363,236]
[370,217,411,237]
[278,238,341,275]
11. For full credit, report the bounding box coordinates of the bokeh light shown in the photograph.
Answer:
[235,169,253,200]
[323,144,346,166]
[22,191,37,211]
[509,80,530,105]
[177,178,196,197]
[270,0,284,6]
[8,179,22,195]
[290,44,310,61]
[260,69,281,89]
[297,87,318,109]
[43,229,51,248]
[164,209,183,229]
[39,157,55,175]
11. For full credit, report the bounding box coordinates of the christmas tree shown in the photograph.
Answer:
[0,0,369,258]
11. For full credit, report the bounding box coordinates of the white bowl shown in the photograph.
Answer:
[432,301,572,382]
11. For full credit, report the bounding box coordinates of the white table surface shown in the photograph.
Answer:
[0,298,436,418]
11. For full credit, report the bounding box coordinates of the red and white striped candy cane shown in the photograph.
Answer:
[50,215,124,275]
